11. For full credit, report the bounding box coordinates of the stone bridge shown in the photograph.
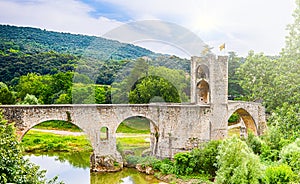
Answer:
[0,55,267,171]
[0,101,266,171]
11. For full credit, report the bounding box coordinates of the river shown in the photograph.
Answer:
[26,152,163,184]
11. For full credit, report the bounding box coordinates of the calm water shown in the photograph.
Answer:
[26,153,162,184]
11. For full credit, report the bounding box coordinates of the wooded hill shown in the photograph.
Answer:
[0,24,189,84]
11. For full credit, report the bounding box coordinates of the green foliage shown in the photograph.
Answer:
[215,136,262,184]
[154,159,174,174]
[263,164,296,184]
[0,111,61,184]
[20,94,40,105]
[116,120,150,134]
[148,66,190,102]
[236,52,278,112]
[228,112,240,124]
[0,82,15,104]
[279,138,300,173]
[227,51,246,98]
[269,103,300,141]
[191,140,221,176]
[0,24,189,87]
[173,152,195,175]
[244,132,263,155]
[129,75,181,104]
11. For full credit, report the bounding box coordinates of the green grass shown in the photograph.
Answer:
[21,130,93,153]
[117,136,150,156]
[228,127,241,137]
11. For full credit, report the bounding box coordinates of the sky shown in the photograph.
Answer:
[0,0,296,58]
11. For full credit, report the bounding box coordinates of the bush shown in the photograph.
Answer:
[279,138,300,173]
[263,164,296,184]
[125,155,140,166]
[174,152,195,175]
[215,136,262,184]
[159,163,174,174]
[244,131,262,155]
[151,158,174,174]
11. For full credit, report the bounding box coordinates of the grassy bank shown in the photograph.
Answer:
[21,130,93,153]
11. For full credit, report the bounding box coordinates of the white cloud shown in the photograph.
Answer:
[0,0,122,36]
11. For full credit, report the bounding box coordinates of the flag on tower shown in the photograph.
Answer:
[219,43,225,51]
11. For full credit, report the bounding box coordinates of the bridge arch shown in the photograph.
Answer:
[227,107,258,136]
[115,115,159,157]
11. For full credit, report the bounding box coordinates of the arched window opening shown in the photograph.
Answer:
[197,79,210,104]
[100,126,109,140]
[197,65,209,79]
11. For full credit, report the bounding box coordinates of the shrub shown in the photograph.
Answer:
[263,164,296,184]
[191,140,221,176]
[174,152,194,175]
[244,131,262,155]
[159,163,174,174]
[215,136,262,184]
[279,138,300,173]
[125,155,140,166]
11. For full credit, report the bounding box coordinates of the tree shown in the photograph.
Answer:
[0,111,61,183]
[14,73,52,104]
[236,51,278,112]
[129,76,181,104]
[20,94,40,105]
[282,0,300,58]
[227,52,246,99]
[111,58,149,103]
[0,82,15,104]
[148,66,189,102]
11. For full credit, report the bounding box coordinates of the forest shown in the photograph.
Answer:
[0,1,300,183]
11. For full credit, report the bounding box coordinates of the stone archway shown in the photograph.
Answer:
[115,115,159,159]
[227,108,258,137]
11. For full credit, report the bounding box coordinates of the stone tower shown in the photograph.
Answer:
[191,54,229,139]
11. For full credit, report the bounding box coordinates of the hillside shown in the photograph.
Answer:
[0,24,190,83]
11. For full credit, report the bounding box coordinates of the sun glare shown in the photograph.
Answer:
[194,16,218,32]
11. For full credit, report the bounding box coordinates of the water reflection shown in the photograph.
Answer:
[26,153,162,184]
